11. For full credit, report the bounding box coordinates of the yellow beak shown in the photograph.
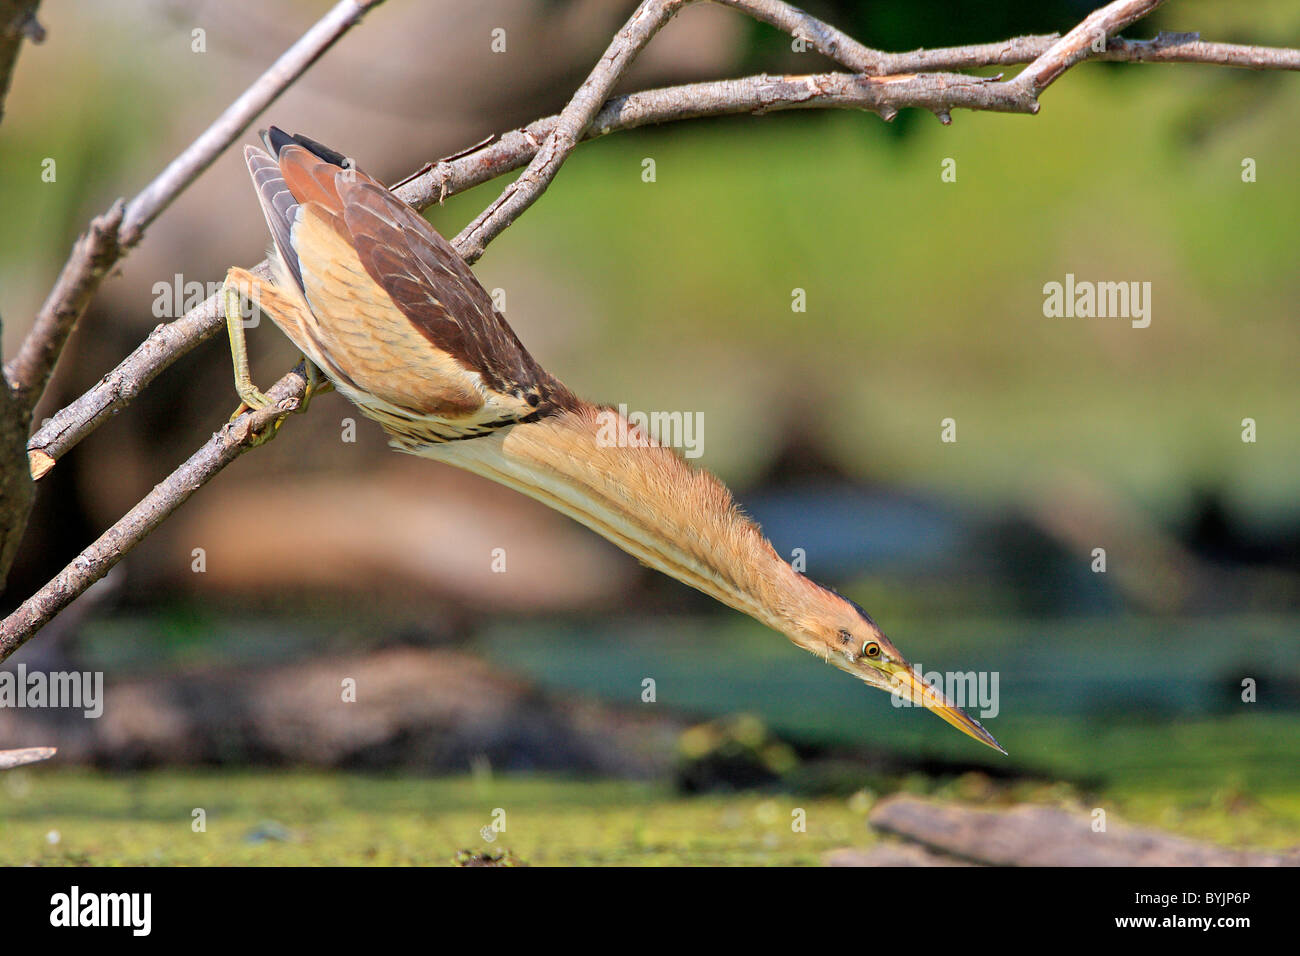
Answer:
[887,665,1007,755]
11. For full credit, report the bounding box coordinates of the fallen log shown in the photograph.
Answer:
[0,648,682,776]
[862,795,1300,867]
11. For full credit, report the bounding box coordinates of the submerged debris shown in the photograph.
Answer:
[454,848,528,867]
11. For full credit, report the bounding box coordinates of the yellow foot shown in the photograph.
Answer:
[228,400,286,446]
[294,357,331,415]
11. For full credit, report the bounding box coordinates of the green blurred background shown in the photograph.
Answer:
[0,0,1297,864]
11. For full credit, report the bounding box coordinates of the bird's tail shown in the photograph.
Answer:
[261,126,350,169]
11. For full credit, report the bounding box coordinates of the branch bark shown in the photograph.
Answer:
[1013,0,1165,94]
[712,0,1299,74]
[711,0,884,72]
[0,377,30,590]
[5,0,1299,657]
[0,0,44,589]
[0,0,42,126]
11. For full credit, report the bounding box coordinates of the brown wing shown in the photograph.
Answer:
[337,175,558,411]
[246,129,574,444]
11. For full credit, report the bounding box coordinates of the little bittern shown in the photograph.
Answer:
[225,127,1004,754]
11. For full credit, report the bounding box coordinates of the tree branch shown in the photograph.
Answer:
[27,262,273,481]
[0,0,44,591]
[1,369,310,659]
[818,31,1300,76]
[0,0,42,125]
[1013,0,1165,94]
[1097,32,1300,70]
[714,0,1299,76]
[2,0,386,410]
[5,0,1299,656]
[711,0,883,72]
[0,0,386,596]
[454,0,686,264]
[4,202,126,410]
[0,746,56,769]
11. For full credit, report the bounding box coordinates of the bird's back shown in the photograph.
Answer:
[243,127,575,447]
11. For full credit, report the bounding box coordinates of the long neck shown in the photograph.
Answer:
[429,400,823,634]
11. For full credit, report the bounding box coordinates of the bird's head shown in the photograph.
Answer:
[787,586,1006,754]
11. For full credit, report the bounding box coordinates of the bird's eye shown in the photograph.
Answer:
[861,641,881,659]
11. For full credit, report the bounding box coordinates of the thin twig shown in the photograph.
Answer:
[885,32,1300,74]
[5,202,125,409]
[1014,0,1165,94]
[711,0,883,72]
[1098,33,1300,70]
[454,0,686,263]
[714,0,1299,75]
[0,746,56,769]
[28,261,273,481]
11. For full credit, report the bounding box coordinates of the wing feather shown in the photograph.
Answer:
[243,128,575,445]
[244,145,303,289]
[337,177,556,408]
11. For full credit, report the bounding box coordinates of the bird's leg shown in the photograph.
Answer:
[223,269,274,415]
[222,268,332,448]
[294,355,332,415]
